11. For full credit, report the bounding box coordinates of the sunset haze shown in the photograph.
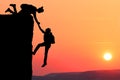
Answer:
[1,0,120,76]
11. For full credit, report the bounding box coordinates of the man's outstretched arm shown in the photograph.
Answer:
[38,24,45,33]
[33,12,40,25]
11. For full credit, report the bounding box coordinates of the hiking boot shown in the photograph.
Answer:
[10,4,16,7]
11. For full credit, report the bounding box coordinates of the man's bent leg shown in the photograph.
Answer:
[33,42,45,55]
[41,45,51,67]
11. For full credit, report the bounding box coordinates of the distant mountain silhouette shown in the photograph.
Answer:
[32,69,120,80]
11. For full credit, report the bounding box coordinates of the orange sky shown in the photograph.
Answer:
[1,0,120,76]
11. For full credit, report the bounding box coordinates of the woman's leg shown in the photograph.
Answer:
[10,4,17,13]
[5,8,14,13]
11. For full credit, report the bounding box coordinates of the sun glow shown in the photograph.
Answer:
[103,52,112,61]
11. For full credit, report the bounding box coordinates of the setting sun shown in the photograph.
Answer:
[103,52,112,61]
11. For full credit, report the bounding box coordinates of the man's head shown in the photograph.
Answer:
[45,28,51,33]
[20,4,28,10]
[37,6,44,13]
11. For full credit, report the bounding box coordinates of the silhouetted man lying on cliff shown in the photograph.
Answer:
[33,25,55,67]
[5,3,44,26]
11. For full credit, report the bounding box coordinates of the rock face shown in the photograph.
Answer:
[0,14,34,80]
